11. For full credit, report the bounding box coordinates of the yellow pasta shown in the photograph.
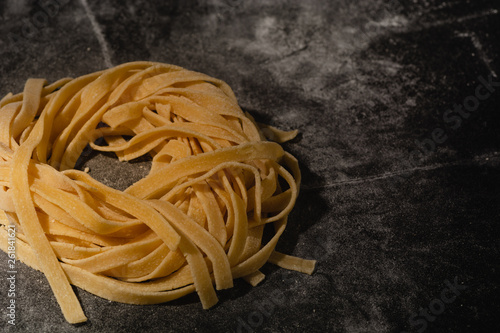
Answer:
[0,61,315,324]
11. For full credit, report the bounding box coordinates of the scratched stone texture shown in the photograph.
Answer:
[0,0,499,332]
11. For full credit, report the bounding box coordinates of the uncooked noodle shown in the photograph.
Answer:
[0,61,315,324]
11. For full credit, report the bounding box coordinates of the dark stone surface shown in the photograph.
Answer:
[0,0,499,332]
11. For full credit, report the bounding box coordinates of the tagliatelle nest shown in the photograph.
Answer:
[0,61,315,324]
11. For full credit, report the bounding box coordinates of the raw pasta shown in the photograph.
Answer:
[0,61,315,324]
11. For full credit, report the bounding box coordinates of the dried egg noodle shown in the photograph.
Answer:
[0,61,315,324]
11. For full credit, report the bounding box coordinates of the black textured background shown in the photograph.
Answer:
[0,1,499,332]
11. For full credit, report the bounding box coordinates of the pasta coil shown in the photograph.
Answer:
[0,62,315,324]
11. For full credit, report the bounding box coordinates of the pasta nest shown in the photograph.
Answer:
[0,61,314,323]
